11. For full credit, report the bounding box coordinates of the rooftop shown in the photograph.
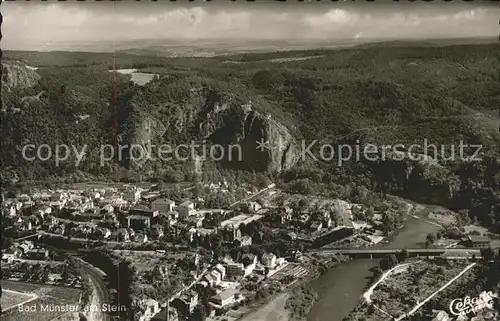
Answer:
[212,288,239,301]
[220,214,263,229]
[152,198,175,205]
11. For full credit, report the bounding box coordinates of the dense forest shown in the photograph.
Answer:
[2,43,499,230]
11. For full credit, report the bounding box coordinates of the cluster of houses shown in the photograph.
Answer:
[167,251,286,320]
[2,240,51,263]
[1,184,220,245]
[264,199,357,235]
[2,180,280,251]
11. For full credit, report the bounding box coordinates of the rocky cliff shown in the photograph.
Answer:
[119,85,300,173]
[2,61,40,92]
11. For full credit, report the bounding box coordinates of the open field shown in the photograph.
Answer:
[1,281,81,321]
[1,290,37,311]
[371,260,470,316]
[238,293,290,321]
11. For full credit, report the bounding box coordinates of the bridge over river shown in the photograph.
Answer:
[312,247,484,259]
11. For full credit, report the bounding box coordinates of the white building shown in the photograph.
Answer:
[261,253,277,269]
[123,189,141,203]
[151,199,176,213]
[177,200,195,218]
[210,288,241,308]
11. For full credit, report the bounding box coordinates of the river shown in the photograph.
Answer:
[307,202,442,321]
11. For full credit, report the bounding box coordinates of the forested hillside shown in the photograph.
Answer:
[2,43,499,229]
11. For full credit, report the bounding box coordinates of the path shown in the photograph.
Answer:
[362,262,414,304]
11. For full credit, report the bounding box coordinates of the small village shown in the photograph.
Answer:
[2,179,498,321]
[1,178,400,321]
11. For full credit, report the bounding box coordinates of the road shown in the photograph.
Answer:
[14,233,39,242]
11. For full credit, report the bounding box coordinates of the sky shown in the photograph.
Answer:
[2,0,498,50]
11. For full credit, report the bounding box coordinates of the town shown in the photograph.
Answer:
[2,177,499,321]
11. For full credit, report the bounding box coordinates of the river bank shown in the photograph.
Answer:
[306,199,443,321]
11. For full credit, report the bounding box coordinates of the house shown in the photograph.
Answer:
[2,253,15,263]
[141,194,160,203]
[225,262,245,278]
[94,227,111,239]
[291,250,304,262]
[36,205,52,216]
[172,291,198,316]
[222,227,242,242]
[431,310,449,321]
[151,199,175,213]
[235,235,252,247]
[101,204,114,214]
[286,232,298,241]
[240,254,257,276]
[51,192,65,202]
[22,220,33,231]
[310,221,323,233]
[25,249,49,260]
[123,189,141,203]
[177,200,195,218]
[242,201,262,213]
[203,273,218,287]
[134,298,160,321]
[213,264,226,279]
[210,288,241,308]
[151,224,164,239]
[261,253,277,269]
[324,217,333,228]
[151,307,179,321]
[18,194,31,202]
[134,233,148,243]
[241,254,258,267]
[127,215,151,230]
[462,235,491,248]
[185,216,203,228]
[117,228,130,242]
[3,204,17,217]
[129,208,159,218]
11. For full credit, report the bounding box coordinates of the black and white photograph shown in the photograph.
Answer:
[1,1,499,321]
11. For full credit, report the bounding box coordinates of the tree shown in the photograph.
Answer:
[480,247,495,262]
[372,267,383,278]
[426,232,436,247]
[192,305,207,321]
[42,270,50,283]
[399,248,409,262]
[298,198,309,210]
[380,254,398,270]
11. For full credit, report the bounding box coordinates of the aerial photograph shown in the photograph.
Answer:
[0,1,499,321]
